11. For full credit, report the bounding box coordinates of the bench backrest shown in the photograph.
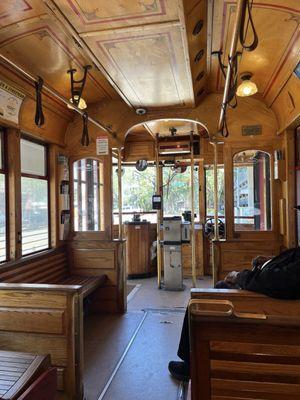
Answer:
[0,247,69,284]
[189,295,300,400]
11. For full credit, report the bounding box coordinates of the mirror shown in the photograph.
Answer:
[233,150,271,231]
[135,159,148,171]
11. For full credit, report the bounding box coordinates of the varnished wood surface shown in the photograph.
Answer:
[0,350,50,400]
[125,223,151,277]
[189,290,300,400]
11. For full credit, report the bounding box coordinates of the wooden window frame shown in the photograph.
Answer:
[20,134,50,256]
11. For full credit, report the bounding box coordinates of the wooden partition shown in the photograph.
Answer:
[0,284,83,399]
[68,237,126,313]
[213,240,280,280]
[189,289,300,400]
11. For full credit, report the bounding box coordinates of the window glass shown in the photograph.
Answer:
[0,133,2,170]
[21,178,49,255]
[162,166,199,219]
[21,138,49,255]
[113,164,156,224]
[233,150,271,231]
[205,166,225,218]
[0,174,5,262]
[21,139,46,176]
[73,159,104,231]
[0,131,6,262]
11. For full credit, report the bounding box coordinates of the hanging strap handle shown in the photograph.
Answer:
[81,112,90,146]
[35,77,45,127]
[240,0,258,52]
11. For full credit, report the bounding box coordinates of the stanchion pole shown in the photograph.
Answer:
[117,148,123,240]
[155,134,162,289]
[211,141,219,286]
[190,132,197,288]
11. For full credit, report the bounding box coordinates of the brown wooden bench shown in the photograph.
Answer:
[0,246,108,399]
[0,246,107,297]
[189,289,300,400]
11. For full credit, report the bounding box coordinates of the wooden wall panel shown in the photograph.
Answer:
[213,240,281,280]
[68,239,126,313]
[0,286,81,399]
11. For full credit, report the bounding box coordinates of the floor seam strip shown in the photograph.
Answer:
[96,311,148,400]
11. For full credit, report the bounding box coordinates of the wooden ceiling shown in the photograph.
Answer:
[0,0,208,110]
[208,0,300,106]
[0,0,299,116]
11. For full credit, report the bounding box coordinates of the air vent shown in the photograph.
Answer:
[193,20,204,36]
[194,49,204,63]
[197,88,205,97]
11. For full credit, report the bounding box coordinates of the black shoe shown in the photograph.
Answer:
[168,361,190,381]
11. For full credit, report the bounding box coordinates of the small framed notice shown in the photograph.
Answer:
[96,136,109,155]
[0,81,25,124]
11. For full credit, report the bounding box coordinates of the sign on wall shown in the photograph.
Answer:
[96,136,109,155]
[0,81,25,124]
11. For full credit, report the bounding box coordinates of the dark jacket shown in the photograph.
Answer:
[236,247,300,299]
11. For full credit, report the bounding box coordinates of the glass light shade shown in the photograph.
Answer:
[236,80,258,97]
[67,95,87,110]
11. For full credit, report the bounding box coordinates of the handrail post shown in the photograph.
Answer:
[117,148,123,240]
[190,132,197,288]
[155,134,162,289]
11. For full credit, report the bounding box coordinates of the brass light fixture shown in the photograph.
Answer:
[67,94,87,110]
[236,72,258,97]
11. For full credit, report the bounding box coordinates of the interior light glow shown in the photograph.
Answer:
[236,79,258,97]
[67,95,87,110]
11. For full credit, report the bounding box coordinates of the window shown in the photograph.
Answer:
[73,159,104,231]
[21,138,49,255]
[0,130,7,262]
[112,163,156,224]
[162,166,199,219]
[205,166,225,219]
[233,150,271,231]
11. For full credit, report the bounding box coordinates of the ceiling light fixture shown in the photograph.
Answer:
[236,72,258,97]
[67,94,87,110]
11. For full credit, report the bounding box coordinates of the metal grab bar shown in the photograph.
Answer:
[189,299,267,320]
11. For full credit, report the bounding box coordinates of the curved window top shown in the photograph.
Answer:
[233,150,272,232]
[73,158,104,232]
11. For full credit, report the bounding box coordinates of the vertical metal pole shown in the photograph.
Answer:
[155,135,162,289]
[218,0,246,132]
[190,132,197,287]
[211,141,219,286]
[118,148,123,240]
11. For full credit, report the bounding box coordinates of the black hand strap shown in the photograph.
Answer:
[240,0,258,52]
[81,112,89,146]
[35,77,45,127]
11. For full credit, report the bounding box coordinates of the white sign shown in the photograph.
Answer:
[96,136,109,155]
[0,81,25,124]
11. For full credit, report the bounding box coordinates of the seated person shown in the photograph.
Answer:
[168,246,300,382]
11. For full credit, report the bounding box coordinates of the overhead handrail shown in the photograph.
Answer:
[0,53,121,145]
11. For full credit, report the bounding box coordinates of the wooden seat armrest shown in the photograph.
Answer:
[191,288,267,299]
[0,282,82,293]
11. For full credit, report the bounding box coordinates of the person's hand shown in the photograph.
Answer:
[252,255,272,269]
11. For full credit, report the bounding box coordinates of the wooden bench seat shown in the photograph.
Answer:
[0,246,107,297]
[189,289,300,400]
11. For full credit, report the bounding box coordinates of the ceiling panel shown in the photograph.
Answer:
[84,26,194,108]
[0,0,46,28]
[52,0,179,31]
[0,14,117,105]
